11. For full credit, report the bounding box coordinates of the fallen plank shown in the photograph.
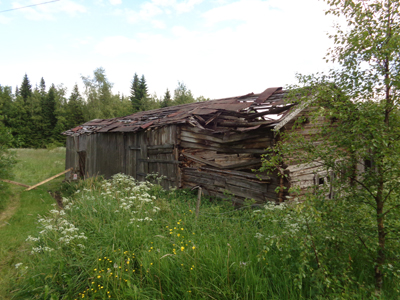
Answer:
[25,168,73,191]
[0,179,31,188]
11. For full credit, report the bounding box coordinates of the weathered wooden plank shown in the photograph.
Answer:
[182,153,260,170]
[181,126,270,143]
[215,120,274,127]
[26,168,73,191]
[285,161,324,173]
[182,153,222,168]
[290,173,316,182]
[138,158,181,164]
[216,148,267,154]
[227,160,261,170]
[0,179,31,188]
[198,167,271,181]
[183,169,269,192]
[180,140,221,151]
[147,144,174,150]
[148,149,174,155]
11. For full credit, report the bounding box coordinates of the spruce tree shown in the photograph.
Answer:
[130,73,141,112]
[39,77,46,96]
[20,74,32,103]
[161,89,172,108]
[137,75,148,102]
[67,84,85,128]
[40,84,57,143]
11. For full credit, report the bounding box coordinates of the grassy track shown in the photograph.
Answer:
[0,148,66,299]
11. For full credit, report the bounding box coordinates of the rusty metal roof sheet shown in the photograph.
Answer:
[62,87,296,136]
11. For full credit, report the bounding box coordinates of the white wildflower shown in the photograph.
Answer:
[15,263,23,269]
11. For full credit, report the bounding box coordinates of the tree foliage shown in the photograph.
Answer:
[173,81,195,105]
[262,0,400,294]
[1,69,207,148]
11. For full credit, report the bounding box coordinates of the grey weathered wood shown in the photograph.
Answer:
[138,159,181,164]
[147,144,174,150]
[198,167,271,181]
[216,149,267,154]
[0,179,31,188]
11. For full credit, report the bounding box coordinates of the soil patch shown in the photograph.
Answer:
[0,199,20,228]
[49,190,63,208]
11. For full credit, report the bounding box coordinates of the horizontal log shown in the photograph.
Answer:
[199,167,271,181]
[182,153,221,168]
[182,153,261,170]
[138,159,180,164]
[148,149,174,155]
[0,179,31,188]
[289,173,316,182]
[180,141,220,151]
[285,161,324,173]
[216,148,267,154]
[180,134,271,150]
[147,144,174,150]
[183,169,269,191]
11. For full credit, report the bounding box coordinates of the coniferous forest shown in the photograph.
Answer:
[0,67,208,148]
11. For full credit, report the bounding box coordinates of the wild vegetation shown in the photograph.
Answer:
[262,0,400,293]
[0,148,66,299]
[1,0,400,299]
[2,170,398,299]
[0,69,208,148]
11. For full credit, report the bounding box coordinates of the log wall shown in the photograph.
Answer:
[282,108,328,197]
[179,125,281,204]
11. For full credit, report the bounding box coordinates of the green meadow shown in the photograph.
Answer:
[1,149,399,299]
[0,148,66,299]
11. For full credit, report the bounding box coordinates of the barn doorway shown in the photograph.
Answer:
[78,150,86,178]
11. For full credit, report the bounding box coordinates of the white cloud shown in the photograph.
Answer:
[93,0,336,99]
[175,0,203,14]
[0,15,12,24]
[203,0,271,26]
[122,0,203,24]
[11,0,86,21]
[95,36,139,56]
[109,0,122,5]
[151,20,166,29]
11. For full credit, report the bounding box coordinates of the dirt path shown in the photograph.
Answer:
[0,193,20,228]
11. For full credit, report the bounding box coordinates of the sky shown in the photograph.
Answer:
[0,0,338,100]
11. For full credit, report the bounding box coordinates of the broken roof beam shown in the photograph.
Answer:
[215,119,275,127]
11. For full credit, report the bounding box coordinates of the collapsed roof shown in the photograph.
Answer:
[62,87,297,136]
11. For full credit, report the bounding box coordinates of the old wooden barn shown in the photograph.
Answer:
[63,87,318,204]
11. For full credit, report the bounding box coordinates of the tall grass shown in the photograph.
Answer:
[11,173,400,299]
[0,147,67,299]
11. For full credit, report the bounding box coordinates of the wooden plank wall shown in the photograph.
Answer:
[65,135,88,180]
[86,133,125,179]
[282,108,328,197]
[178,125,280,204]
[125,126,178,190]
[65,136,76,180]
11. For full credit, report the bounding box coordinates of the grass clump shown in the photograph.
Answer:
[11,173,400,299]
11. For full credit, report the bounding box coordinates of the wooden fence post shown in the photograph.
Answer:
[195,187,202,219]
